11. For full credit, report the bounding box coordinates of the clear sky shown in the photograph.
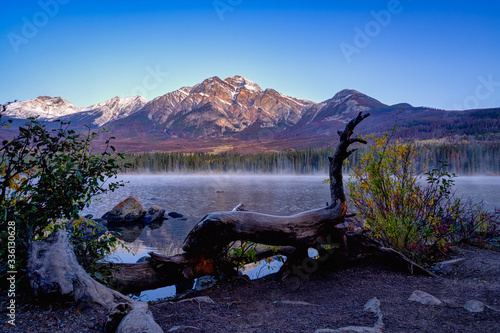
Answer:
[1,0,499,110]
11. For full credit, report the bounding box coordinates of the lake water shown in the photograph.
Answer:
[82,175,500,300]
[84,175,333,259]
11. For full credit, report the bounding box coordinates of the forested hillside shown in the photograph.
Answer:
[120,142,499,175]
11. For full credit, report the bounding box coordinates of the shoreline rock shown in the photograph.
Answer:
[143,205,166,224]
[102,196,146,223]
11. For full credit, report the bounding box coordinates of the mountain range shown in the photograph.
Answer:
[2,75,499,153]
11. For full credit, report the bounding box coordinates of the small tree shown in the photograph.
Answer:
[348,129,496,264]
[1,104,127,281]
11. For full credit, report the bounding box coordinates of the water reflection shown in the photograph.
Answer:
[108,222,146,243]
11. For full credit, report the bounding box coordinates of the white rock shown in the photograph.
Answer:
[464,300,485,313]
[116,302,164,333]
[408,290,442,306]
[363,297,381,314]
[432,258,465,275]
[364,297,384,329]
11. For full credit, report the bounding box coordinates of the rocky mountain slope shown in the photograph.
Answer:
[115,75,315,138]
[2,75,499,152]
[4,95,147,127]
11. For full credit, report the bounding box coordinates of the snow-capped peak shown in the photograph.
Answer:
[82,96,148,126]
[3,96,81,119]
[178,86,192,95]
[225,75,263,93]
[3,95,148,127]
[332,89,363,101]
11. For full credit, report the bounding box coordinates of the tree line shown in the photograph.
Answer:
[118,142,499,176]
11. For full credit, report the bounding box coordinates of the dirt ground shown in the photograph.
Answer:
[1,245,499,333]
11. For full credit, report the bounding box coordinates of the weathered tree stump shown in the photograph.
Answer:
[28,229,163,333]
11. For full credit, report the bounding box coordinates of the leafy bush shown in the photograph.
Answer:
[0,107,128,279]
[228,241,259,270]
[216,241,284,278]
[348,130,497,264]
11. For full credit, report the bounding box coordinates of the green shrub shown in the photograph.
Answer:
[216,241,284,278]
[1,108,128,280]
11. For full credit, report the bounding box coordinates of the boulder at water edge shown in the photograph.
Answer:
[102,196,146,223]
[168,211,184,219]
[142,205,166,224]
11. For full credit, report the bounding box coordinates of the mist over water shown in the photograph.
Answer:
[83,175,332,261]
[84,174,499,258]
[450,177,500,211]
[87,174,331,217]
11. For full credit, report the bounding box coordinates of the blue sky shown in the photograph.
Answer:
[1,0,499,110]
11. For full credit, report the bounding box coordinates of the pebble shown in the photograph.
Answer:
[408,290,443,306]
[464,300,485,313]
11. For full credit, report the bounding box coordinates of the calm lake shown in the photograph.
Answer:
[82,175,500,300]
[84,175,332,259]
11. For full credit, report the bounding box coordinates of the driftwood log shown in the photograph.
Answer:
[104,112,434,296]
[181,114,370,255]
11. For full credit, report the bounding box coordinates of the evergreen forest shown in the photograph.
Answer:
[119,142,499,176]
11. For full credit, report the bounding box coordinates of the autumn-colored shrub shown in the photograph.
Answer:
[348,131,497,265]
